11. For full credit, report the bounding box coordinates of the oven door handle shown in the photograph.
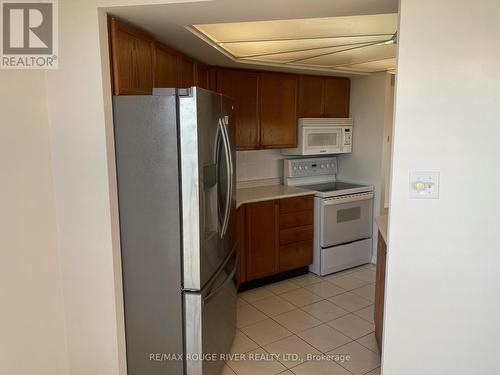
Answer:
[323,192,374,206]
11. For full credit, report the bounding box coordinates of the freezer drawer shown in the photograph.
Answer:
[184,250,237,375]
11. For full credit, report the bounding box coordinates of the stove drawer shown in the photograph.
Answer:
[279,210,313,229]
[280,225,313,245]
[279,240,313,272]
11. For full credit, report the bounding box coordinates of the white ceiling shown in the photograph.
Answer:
[106,0,399,76]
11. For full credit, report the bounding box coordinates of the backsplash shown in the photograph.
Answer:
[236,149,288,184]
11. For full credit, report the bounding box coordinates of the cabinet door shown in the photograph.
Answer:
[110,18,155,95]
[178,55,196,88]
[323,77,350,117]
[217,69,260,150]
[195,62,210,89]
[245,201,278,281]
[279,240,313,272]
[236,206,246,287]
[260,73,298,148]
[297,75,324,117]
[154,42,179,88]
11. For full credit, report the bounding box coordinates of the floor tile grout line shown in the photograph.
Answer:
[260,337,319,371]
[352,306,376,324]
[234,266,378,373]
[260,332,359,374]
[326,340,379,375]
[234,328,262,351]
[354,332,380,355]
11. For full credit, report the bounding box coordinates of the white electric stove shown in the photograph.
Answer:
[284,157,374,276]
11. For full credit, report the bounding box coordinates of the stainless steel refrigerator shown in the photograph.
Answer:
[113,87,237,375]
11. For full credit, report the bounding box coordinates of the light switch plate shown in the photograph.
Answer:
[409,171,440,199]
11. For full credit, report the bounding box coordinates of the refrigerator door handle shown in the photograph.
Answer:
[204,255,237,303]
[219,118,232,238]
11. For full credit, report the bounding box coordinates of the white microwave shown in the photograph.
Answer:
[282,118,353,156]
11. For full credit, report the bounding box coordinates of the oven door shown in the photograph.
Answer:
[303,126,342,154]
[320,192,374,247]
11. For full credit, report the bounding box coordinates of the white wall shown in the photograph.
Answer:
[383,0,500,374]
[337,72,392,259]
[0,71,69,375]
[45,3,125,375]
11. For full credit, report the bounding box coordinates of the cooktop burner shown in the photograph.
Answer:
[300,181,367,192]
[284,157,374,198]
[299,181,373,198]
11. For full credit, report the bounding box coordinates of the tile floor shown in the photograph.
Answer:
[224,264,380,375]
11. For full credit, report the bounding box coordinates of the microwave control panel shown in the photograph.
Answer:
[343,128,352,146]
[284,157,338,179]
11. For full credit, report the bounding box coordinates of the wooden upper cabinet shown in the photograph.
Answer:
[195,62,209,89]
[245,200,278,281]
[260,73,298,149]
[297,75,350,117]
[178,55,196,88]
[216,69,260,150]
[154,42,179,88]
[323,77,350,117]
[297,76,324,117]
[110,18,155,95]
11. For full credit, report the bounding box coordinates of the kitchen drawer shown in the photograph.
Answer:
[279,196,313,214]
[280,225,313,245]
[279,210,313,229]
[279,240,313,272]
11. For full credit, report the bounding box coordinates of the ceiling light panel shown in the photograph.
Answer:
[222,35,390,57]
[192,13,398,74]
[334,58,397,73]
[297,43,396,66]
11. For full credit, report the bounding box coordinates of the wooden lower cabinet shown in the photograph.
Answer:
[374,231,387,351]
[279,196,313,213]
[238,195,314,283]
[279,210,313,229]
[279,226,313,245]
[245,200,279,281]
[236,206,246,288]
[279,240,313,272]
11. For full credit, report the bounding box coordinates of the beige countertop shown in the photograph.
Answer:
[375,214,388,243]
[236,185,315,208]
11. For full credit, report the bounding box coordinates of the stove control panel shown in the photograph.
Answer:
[284,157,338,179]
